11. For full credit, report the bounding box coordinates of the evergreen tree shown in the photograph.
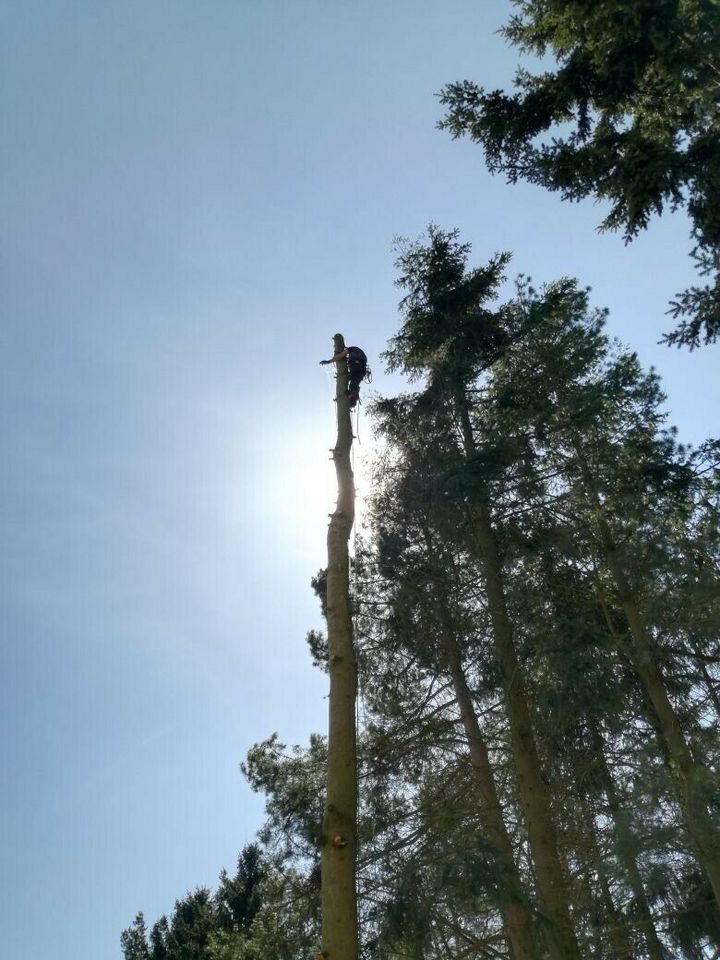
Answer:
[120,845,270,960]
[121,914,151,960]
[439,0,720,348]
[482,274,720,913]
[378,225,582,960]
[359,225,719,955]
[361,470,539,958]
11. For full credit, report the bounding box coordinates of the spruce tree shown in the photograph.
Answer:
[439,0,720,348]
[381,226,582,960]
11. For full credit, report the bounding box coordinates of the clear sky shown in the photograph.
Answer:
[1,2,717,958]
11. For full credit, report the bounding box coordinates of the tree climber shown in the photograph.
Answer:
[320,340,370,408]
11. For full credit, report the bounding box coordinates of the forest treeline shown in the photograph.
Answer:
[122,2,720,958]
[122,229,720,958]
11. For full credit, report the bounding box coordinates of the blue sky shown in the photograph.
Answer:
[1,2,717,958]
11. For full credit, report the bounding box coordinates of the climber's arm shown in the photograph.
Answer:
[319,349,349,365]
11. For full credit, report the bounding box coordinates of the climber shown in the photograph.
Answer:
[320,342,369,408]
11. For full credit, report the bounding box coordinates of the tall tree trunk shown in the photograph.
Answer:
[575,445,720,912]
[571,759,635,960]
[595,862,633,960]
[321,333,359,960]
[591,730,666,960]
[422,531,539,959]
[442,624,540,960]
[453,386,581,960]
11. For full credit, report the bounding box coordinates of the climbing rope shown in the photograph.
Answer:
[350,408,370,917]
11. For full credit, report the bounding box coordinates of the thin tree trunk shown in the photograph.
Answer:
[591,731,666,960]
[453,386,581,960]
[575,446,720,912]
[571,760,635,960]
[595,863,633,960]
[321,333,359,960]
[443,627,540,960]
[422,529,539,959]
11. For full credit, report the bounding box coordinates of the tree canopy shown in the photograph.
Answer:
[439,0,720,348]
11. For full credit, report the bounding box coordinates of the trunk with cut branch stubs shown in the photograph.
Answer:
[320,333,359,960]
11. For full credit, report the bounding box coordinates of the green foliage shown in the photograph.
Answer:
[121,914,150,960]
[242,733,326,862]
[120,846,268,960]
[439,0,720,347]
[386,225,512,380]
[215,846,264,934]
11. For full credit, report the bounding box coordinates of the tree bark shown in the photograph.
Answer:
[321,333,359,960]
[452,386,581,960]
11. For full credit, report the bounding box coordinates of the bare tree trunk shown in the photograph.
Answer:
[575,446,720,912]
[452,387,581,960]
[321,333,359,960]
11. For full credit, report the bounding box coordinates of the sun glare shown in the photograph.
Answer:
[265,420,369,559]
